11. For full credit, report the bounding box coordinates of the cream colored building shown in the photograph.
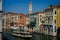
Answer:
[36,12,45,32]
[44,5,60,36]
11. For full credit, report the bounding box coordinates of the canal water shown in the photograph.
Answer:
[1,32,60,40]
[0,34,2,40]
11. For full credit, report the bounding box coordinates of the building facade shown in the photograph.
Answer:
[26,14,30,25]
[36,12,45,32]
[30,13,37,22]
[44,5,60,36]
[2,12,26,29]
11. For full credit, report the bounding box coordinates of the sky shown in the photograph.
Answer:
[2,0,60,14]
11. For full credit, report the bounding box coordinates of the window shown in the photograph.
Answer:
[55,20,56,24]
[40,15,42,17]
[11,16,14,19]
[55,26,56,32]
[55,11,56,14]
[10,22,14,26]
[20,16,24,19]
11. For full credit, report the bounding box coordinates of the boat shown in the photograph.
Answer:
[12,31,21,36]
[12,31,32,38]
[20,31,32,38]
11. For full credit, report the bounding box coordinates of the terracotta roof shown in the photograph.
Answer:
[52,5,60,8]
[38,11,44,14]
[3,12,26,16]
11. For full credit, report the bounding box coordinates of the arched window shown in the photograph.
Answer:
[55,26,56,32]
[55,19,56,24]
[10,22,14,26]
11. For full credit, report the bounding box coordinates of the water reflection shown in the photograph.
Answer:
[2,35,9,40]
[32,33,57,40]
[1,33,60,40]
[0,34,2,40]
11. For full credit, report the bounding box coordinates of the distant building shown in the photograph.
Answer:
[26,13,38,27]
[3,12,26,29]
[26,14,30,25]
[30,13,37,22]
[26,12,38,27]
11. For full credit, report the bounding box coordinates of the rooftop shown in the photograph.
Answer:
[44,4,60,11]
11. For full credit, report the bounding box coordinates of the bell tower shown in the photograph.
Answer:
[29,1,32,14]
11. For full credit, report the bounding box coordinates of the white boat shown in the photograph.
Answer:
[12,31,21,36]
[20,31,32,38]
[12,31,32,38]
[13,33,21,36]
[21,35,32,38]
